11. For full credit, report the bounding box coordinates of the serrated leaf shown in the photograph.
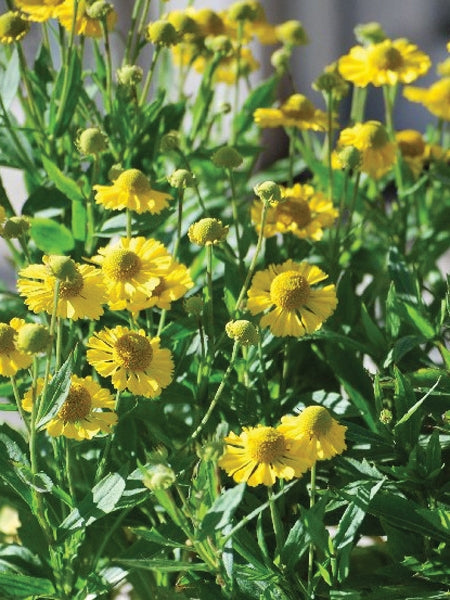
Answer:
[30,217,75,254]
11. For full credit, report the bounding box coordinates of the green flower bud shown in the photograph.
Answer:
[188,218,229,246]
[86,1,114,19]
[147,20,179,46]
[116,64,143,86]
[212,146,243,169]
[47,256,79,282]
[168,13,199,37]
[275,20,308,47]
[313,68,349,99]
[205,34,233,55]
[354,22,387,46]
[1,216,30,239]
[108,164,124,182]
[337,146,362,171]
[379,408,393,425]
[227,1,259,22]
[225,320,259,346]
[254,180,282,205]
[76,127,108,155]
[16,323,51,354]
[271,47,291,73]
[160,131,180,152]
[0,12,30,44]
[167,169,195,189]
[184,295,203,317]
[196,438,224,462]
[142,464,176,491]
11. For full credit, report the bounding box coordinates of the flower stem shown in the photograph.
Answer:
[205,244,215,346]
[307,462,317,598]
[268,486,284,564]
[228,168,244,271]
[139,46,161,107]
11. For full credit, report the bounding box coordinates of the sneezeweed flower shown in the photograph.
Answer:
[91,236,173,312]
[313,63,349,100]
[279,406,347,462]
[140,261,194,311]
[0,318,33,376]
[76,127,108,156]
[212,146,243,169]
[17,256,105,320]
[194,47,260,84]
[93,168,172,215]
[335,121,396,179]
[86,326,174,398]
[15,323,51,355]
[0,11,30,44]
[395,129,426,178]
[116,64,144,87]
[147,20,179,46]
[275,20,308,47]
[225,319,259,346]
[22,376,117,440]
[251,183,338,241]
[404,78,450,121]
[186,8,225,37]
[218,424,312,487]
[247,259,337,337]
[188,218,229,246]
[254,93,329,131]
[339,38,431,87]
[55,0,117,37]
[333,145,362,172]
[14,0,64,22]
[0,216,30,240]
[184,295,203,317]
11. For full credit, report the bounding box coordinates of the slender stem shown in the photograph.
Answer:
[139,46,161,107]
[10,376,30,432]
[126,208,132,238]
[172,187,184,260]
[231,21,244,144]
[123,0,143,65]
[205,244,215,346]
[65,439,76,501]
[55,318,63,371]
[288,128,296,187]
[55,0,79,127]
[349,86,367,124]
[268,486,285,564]
[307,462,317,599]
[101,19,114,114]
[325,91,334,202]
[95,389,121,482]
[176,150,207,214]
[228,168,244,271]
[0,96,35,172]
[85,154,100,255]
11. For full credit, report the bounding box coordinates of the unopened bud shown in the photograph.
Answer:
[76,127,108,155]
[117,64,143,86]
[212,146,243,169]
[160,131,180,152]
[16,323,51,354]
[1,216,30,239]
[188,218,229,246]
[205,35,233,55]
[337,146,362,171]
[271,47,291,73]
[275,20,308,46]
[147,20,179,46]
[184,295,203,317]
[254,180,282,205]
[225,320,259,346]
[142,464,176,490]
[86,0,113,19]
[47,256,79,281]
[227,1,259,22]
[354,22,386,46]
[379,408,393,425]
[167,169,195,189]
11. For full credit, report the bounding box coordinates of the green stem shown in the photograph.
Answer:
[0,96,35,172]
[172,187,184,260]
[126,208,132,238]
[205,244,215,346]
[54,0,79,127]
[231,20,244,144]
[349,86,367,124]
[307,462,317,599]
[268,486,285,564]
[288,128,296,187]
[10,376,30,432]
[176,149,207,214]
[101,19,114,114]
[85,154,100,255]
[65,439,76,501]
[139,46,161,107]
[325,91,334,202]
[123,0,143,65]
[228,168,244,271]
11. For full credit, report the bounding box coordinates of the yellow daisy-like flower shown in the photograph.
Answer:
[14,0,64,23]
[0,318,33,377]
[395,129,426,178]
[17,257,106,321]
[218,424,312,487]
[254,93,330,131]
[185,7,225,37]
[403,78,450,121]
[86,326,174,399]
[339,38,431,87]
[22,375,117,441]
[139,261,194,311]
[55,0,117,37]
[279,406,347,462]
[94,168,172,215]
[0,11,30,43]
[335,120,396,179]
[247,259,337,337]
[251,183,338,241]
[91,236,173,313]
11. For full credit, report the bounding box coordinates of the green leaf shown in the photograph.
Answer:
[0,47,20,111]
[395,375,441,428]
[71,199,87,241]
[0,430,33,505]
[30,217,75,254]
[393,366,422,447]
[36,352,73,430]
[280,519,308,568]
[388,246,418,304]
[131,527,191,550]
[198,483,245,540]
[402,303,436,339]
[49,50,82,137]
[41,156,85,203]
[115,559,209,572]
[233,75,278,137]
[0,573,55,598]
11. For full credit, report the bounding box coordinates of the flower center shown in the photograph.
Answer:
[113,332,153,371]
[282,94,315,120]
[152,278,167,296]
[0,324,16,354]
[247,427,286,463]
[58,383,92,423]
[58,272,84,298]
[298,406,333,438]
[369,43,403,71]
[116,169,151,194]
[278,199,312,228]
[102,249,142,281]
[359,121,389,149]
[270,270,310,310]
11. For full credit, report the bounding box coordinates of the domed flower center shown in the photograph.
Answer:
[0,12,30,40]
[247,427,286,463]
[113,332,153,370]
[116,169,151,194]
[58,383,92,423]
[369,43,403,71]
[298,406,333,438]
[359,121,389,149]
[278,199,312,228]
[103,249,142,281]
[0,324,16,354]
[282,94,315,120]
[58,272,84,298]
[270,270,310,310]
[396,130,425,157]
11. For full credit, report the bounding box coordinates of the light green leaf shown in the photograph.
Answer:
[41,155,85,203]
[30,217,75,254]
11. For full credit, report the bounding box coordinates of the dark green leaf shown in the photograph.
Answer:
[36,352,73,430]
[30,217,75,254]
[116,558,209,572]
[0,573,55,599]
[198,483,245,540]
[41,156,85,203]
[233,75,278,137]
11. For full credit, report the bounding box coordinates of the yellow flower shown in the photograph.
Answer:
[17,256,106,320]
[139,261,194,311]
[192,47,259,84]
[22,375,117,441]
[55,0,117,38]
[395,129,426,178]
[279,406,347,462]
[86,326,174,399]
[247,259,337,337]
[94,168,172,214]
[403,78,450,121]
[218,424,312,487]
[339,38,431,87]
[254,93,330,131]
[91,236,173,313]
[186,7,225,37]
[251,183,338,241]
[0,318,33,376]
[335,121,396,179]
[14,0,64,23]
[0,11,30,43]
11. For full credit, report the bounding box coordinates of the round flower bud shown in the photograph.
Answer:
[337,146,362,171]
[225,320,259,346]
[379,408,393,425]
[142,464,176,491]
[86,0,114,19]
[218,102,232,114]
[117,64,143,86]
[147,20,179,46]
[0,12,30,44]
[205,35,233,55]
[442,410,450,425]
[167,169,195,189]
[47,256,79,282]
[212,146,243,169]
[1,216,30,239]
[271,47,291,73]
[396,130,425,158]
[160,131,180,152]
[184,295,203,317]
[354,22,386,46]
[313,70,349,99]
[108,163,124,182]
[168,12,199,37]
[76,127,108,155]
[188,218,229,246]
[275,20,308,47]
[254,180,282,205]
[227,1,259,22]
[16,323,51,354]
